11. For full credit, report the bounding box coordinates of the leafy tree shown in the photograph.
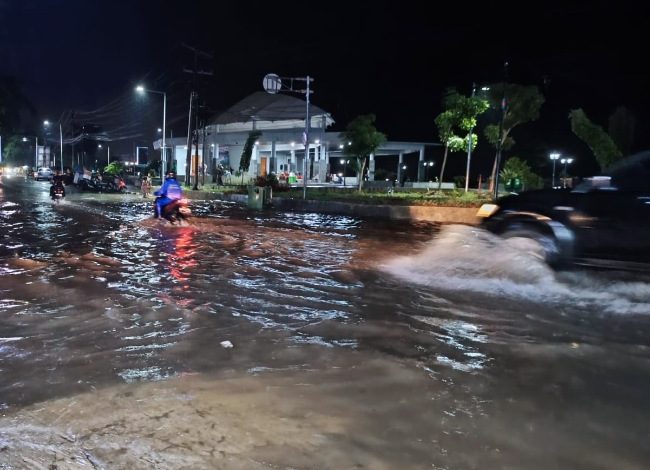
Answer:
[455,92,489,190]
[569,108,622,170]
[2,135,32,165]
[239,130,262,184]
[434,110,464,190]
[339,114,386,191]
[499,156,543,192]
[608,106,635,156]
[0,76,34,135]
[145,160,160,178]
[483,84,545,191]
[103,161,124,176]
[435,90,489,190]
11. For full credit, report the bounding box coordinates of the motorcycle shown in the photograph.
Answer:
[50,181,65,203]
[78,175,104,192]
[155,197,191,224]
[105,176,126,193]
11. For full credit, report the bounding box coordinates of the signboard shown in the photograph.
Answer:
[262,73,282,94]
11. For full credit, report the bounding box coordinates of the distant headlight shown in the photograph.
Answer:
[476,203,499,218]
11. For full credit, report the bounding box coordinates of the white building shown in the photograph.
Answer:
[155,91,438,184]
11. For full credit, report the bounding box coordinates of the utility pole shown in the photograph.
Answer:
[184,92,194,185]
[201,122,207,186]
[182,43,213,188]
[193,109,200,190]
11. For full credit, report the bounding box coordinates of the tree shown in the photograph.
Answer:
[103,161,124,176]
[434,90,489,190]
[434,109,464,190]
[2,135,32,165]
[339,114,386,191]
[569,108,622,170]
[0,76,34,136]
[483,84,545,192]
[455,91,489,190]
[608,106,635,156]
[239,130,262,184]
[499,156,543,192]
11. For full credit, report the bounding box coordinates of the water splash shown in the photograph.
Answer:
[382,224,650,315]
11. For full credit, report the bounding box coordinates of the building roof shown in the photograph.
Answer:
[211,91,331,125]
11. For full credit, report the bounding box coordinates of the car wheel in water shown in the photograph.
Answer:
[500,227,562,267]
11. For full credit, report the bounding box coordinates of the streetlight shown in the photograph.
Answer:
[135,85,167,176]
[22,136,39,169]
[549,152,560,188]
[425,161,435,181]
[561,157,574,188]
[464,85,490,192]
[42,120,52,168]
[340,158,349,187]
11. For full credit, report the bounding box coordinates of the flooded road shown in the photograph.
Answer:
[1,177,649,469]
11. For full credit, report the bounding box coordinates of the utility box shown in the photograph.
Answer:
[247,185,272,209]
[505,177,522,192]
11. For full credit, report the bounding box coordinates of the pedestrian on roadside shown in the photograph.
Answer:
[141,176,152,198]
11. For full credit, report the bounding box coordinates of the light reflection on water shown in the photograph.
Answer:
[0,180,649,468]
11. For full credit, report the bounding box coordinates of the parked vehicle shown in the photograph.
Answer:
[477,151,650,271]
[35,167,53,181]
[78,175,104,192]
[105,176,126,192]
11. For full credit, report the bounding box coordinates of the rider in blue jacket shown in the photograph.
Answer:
[154,172,183,218]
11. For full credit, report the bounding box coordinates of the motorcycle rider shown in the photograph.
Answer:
[154,171,183,219]
[50,170,66,199]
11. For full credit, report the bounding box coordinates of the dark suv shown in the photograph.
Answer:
[477,151,650,270]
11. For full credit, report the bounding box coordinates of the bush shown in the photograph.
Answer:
[255,173,280,189]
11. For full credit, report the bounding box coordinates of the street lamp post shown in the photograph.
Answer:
[340,158,349,187]
[464,85,490,192]
[136,85,167,177]
[43,120,51,168]
[23,136,39,169]
[425,161,434,181]
[549,152,560,188]
[561,157,574,188]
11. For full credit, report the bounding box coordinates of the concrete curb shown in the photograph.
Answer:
[184,190,481,225]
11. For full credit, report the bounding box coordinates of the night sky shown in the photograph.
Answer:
[1,0,648,177]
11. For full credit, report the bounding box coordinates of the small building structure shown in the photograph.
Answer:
[154,91,439,185]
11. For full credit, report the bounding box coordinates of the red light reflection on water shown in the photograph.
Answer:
[168,227,197,286]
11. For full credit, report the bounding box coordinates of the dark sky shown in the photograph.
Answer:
[1,0,648,176]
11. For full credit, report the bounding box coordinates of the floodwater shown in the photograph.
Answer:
[0,177,649,469]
